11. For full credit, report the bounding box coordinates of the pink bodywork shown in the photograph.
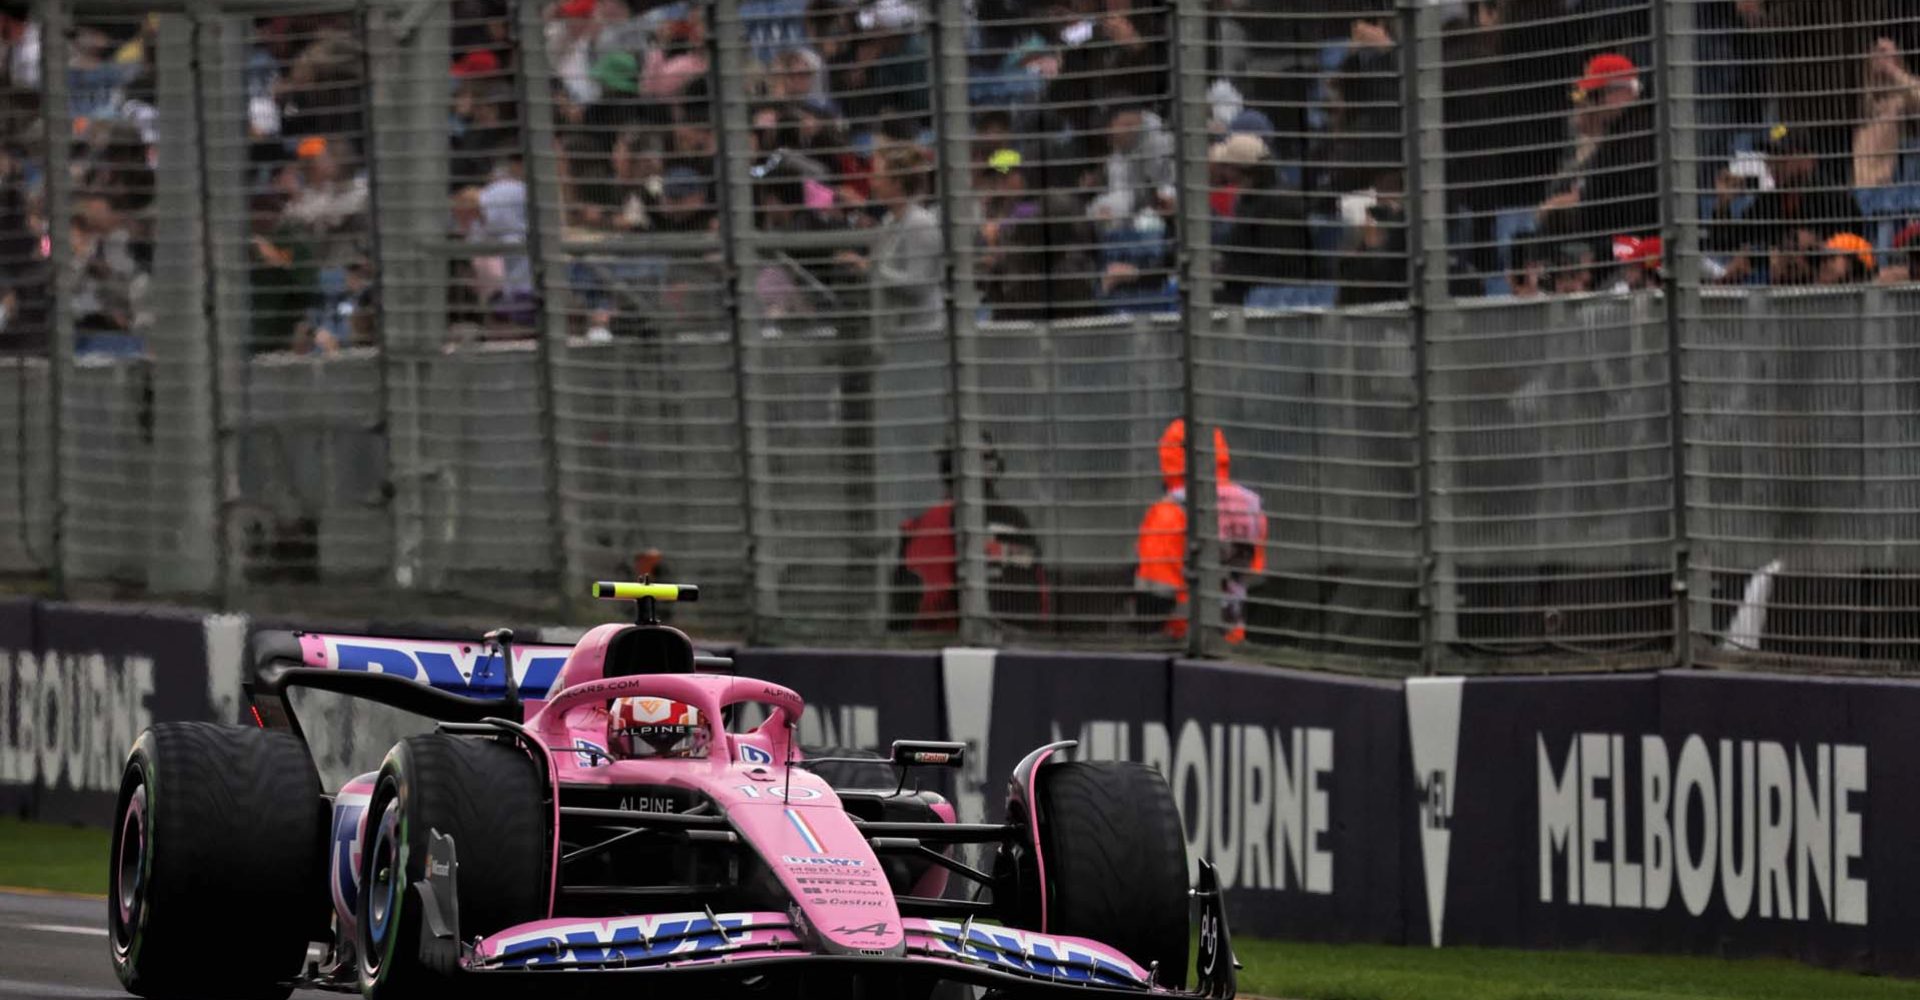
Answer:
[525,627,906,956]
[313,625,993,972]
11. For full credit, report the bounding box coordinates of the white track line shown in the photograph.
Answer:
[0,976,121,998]
[14,923,108,937]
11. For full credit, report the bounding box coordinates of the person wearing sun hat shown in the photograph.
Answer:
[1818,232,1877,285]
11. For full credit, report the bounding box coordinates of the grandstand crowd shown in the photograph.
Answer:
[0,0,1918,355]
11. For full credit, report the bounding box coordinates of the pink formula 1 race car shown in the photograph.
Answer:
[107,582,1237,999]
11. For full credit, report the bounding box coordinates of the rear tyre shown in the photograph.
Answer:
[109,722,327,1000]
[1035,761,1190,988]
[357,734,546,999]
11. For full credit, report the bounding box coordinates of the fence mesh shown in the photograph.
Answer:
[1671,1,1920,670]
[6,0,1920,673]
[0,5,51,582]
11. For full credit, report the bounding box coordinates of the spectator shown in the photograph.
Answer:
[1610,234,1662,292]
[1135,419,1268,644]
[978,148,1040,246]
[280,140,368,267]
[761,46,828,103]
[1042,0,1166,141]
[548,0,602,106]
[1819,232,1877,285]
[1088,104,1175,230]
[834,143,942,332]
[984,192,1103,322]
[890,439,1048,632]
[1208,132,1311,305]
[1708,127,1863,279]
[1878,221,1920,284]
[837,0,930,139]
[1854,38,1920,214]
[450,75,516,188]
[0,150,46,354]
[1551,241,1599,294]
[67,193,147,351]
[1537,53,1658,249]
[1335,167,1407,306]
[1509,240,1548,298]
[1320,15,1402,194]
[642,15,708,100]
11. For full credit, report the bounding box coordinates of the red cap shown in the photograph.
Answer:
[556,0,595,19]
[1612,234,1662,266]
[452,50,499,77]
[1578,53,1637,92]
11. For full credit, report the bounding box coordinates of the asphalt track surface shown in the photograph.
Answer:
[0,891,334,999]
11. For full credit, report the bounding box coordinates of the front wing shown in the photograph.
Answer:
[415,832,1239,998]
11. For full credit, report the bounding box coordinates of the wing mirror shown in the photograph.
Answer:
[890,740,966,768]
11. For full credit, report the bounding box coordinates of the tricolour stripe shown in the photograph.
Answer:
[785,808,825,854]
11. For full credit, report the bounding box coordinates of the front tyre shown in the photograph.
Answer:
[1036,761,1190,989]
[356,734,546,999]
[110,723,327,1000]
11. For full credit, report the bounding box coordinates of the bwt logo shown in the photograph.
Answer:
[491,913,752,968]
[1417,770,1451,831]
[326,638,567,700]
[921,921,1145,987]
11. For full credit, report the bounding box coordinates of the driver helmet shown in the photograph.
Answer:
[608,697,710,760]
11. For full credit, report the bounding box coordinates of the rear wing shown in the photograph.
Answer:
[247,628,736,733]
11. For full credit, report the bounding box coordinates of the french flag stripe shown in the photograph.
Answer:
[786,808,825,854]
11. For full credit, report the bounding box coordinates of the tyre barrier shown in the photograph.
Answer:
[3,597,1919,973]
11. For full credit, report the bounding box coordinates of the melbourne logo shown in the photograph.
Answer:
[1406,678,1464,948]
[1537,733,1866,925]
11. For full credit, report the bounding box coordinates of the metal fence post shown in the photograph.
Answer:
[1171,0,1215,657]
[1410,0,1448,675]
[710,0,765,643]
[41,0,72,597]
[187,11,234,598]
[1655,0,1697,669]
[933,0,989,645]
[40,0,69,591]
[512,0,575,611]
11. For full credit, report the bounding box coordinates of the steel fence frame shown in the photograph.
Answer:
[5,0,1918,675]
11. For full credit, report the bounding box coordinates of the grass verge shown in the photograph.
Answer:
[1235,937,1920,1000]
[0,818,109,896]
[2,820,1916,999]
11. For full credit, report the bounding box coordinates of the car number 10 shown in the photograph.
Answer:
[737,784,820,801]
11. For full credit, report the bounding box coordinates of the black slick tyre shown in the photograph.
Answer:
[1035,760,1190,988]
[109,722,328,1000]
[356,733,546,999]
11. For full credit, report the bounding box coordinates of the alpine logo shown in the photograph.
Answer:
[740,744,774,765]
[1406,678,1463,948]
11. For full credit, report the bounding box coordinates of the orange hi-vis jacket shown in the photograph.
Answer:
[1136,420,1267,640]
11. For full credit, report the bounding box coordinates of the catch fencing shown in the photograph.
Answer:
[0,0,1917,674]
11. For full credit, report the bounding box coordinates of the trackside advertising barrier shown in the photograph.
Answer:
[7,599,1920,972]
[0,599,247,825]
